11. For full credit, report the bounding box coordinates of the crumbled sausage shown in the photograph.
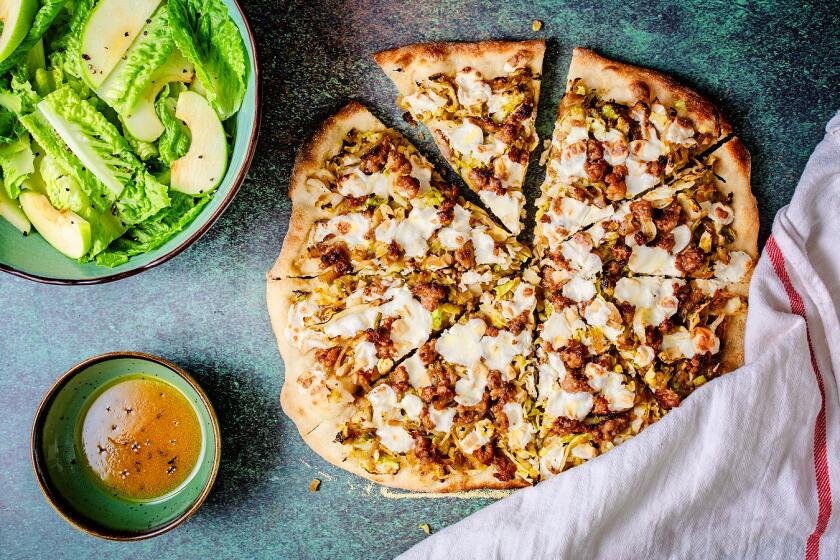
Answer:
[560,371,592,394]
[436,183,459,225]
[676,245,706,273]
[488,371,515,402]
[359,138,390,174]
[585,158,608,181]
[366,317,396,358]
[551,416,590,437]
[492,453,518,482]
[508,311,530,335]
[559,340,588,370]
[469,167,505,195]
[411,281,448,311]
[315,346,341,369]
[472,442,494,465]
[630,199,653,222]
[654,387,681,410]
[320,245,352,275]
[605,169,627,201]
[391,365,410,396]
[507,102,533,124]
[414,436,440,464]
[612,242,631,266]
[591,395,610,415]
[507,146,529,164]
[598,414,630,442]
[454,240,476,268]
[395,175,421,198]
[495,122,518,145]
[418,339,437,365]
[654,204,681,233]
[385,240,403,263]
[655,232,675,252]
[387,150,411,175]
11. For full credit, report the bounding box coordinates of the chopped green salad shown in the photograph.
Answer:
[0,0,248,266]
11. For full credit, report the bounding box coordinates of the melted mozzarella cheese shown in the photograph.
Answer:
[403,88,447,116]
[542,198,614,249]
[542,306,586,348]
[602,129,629,166]
[375,205,441,258]
[571,442,597,460]
[539,441,567,477]
[546,387,594,421]
[663,118,696,146]
[445,119,485,158]
[429,406,456,433]
[353,340,378,371]
[584,363,634,412]
[323,305,379,338]
[460,419,493,454]
[336,168,393,198]
[460,270,493,291]
[367,385,415,453]
[562,275,596,302]
[500,281,537,319]
[565,126,590,145]
[481,330,531,372]
[402,354,431,389]
[671,224,692,254]
[455,366,489,406]
[455,68,491,106]
[380,286,433,355]
[479,189,524,234]
[437,204,472,250]
[400,393,423,421]
[583,296,623,342]
[714,251,751,282]
[557,141,588,182]
[628,245,681,276]
[634,344,655,367]
[503,402,534,449]
[437,318,487,367]
[625,157,659,197]
[561,233,602,277]
[313,213,370,248]
[706,202,735,226]
[661,327,720,360]
[471,227,510,266]
[614,277,683,341]
[494,155,526,189]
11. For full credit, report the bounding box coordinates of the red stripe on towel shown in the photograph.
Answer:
[766,235,832,560]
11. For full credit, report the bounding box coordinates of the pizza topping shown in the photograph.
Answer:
[503,402,535,449]
[403,88,448,117]
[714,250,751,282]
[584,363,634,412]
[367,384,416,453]
[471,227,511,266]
[660,326,720,360]
[455,68,492,107]
[314,213,370,248]
[428,406,456,433]
[614,277,682,341]
[481,330,532,373]
[480,188,525,232]
[460,419,494,454]
[542,306,586,348]
[353,340,379,371]
[375,205,442,258]
[437,319,486,367]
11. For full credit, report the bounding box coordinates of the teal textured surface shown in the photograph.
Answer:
[1,1,838,558]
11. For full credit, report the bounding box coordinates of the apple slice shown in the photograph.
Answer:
[19,191,91,259]
[0,0,38,63]
[120,50,195,142]
[0,185,30,234]
[171,91,227,195]
[79,0,162,88]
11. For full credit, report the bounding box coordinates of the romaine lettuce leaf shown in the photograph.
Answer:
[96,191,210,266]
[97,5,174,115]
[168,0,247,120]
[48,0,95,82]
[155,86,191,166]
[0,0,68,74]
[0,109,34,199]
[39,153,126,258]
[19,86,169,225]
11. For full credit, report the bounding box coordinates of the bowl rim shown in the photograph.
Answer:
[1,0,262,286]
[30,351,222,541]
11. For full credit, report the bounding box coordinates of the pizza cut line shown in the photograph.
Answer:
[267,43,759,491]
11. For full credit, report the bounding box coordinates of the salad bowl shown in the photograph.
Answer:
[0,0,260,285]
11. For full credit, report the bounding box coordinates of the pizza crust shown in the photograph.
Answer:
[567,47,731,141]
[720,309,747,372]
[270,102,388,279]
[712,137,759,259]
[374,39,545,95]
[268,277,356,435]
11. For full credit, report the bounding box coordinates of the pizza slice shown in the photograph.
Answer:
[536,47,732,245]
[301,271,541,490]
[541,139,758,287]
[268,266,508,435]
[270,102,529,281]
[375,40,545,234]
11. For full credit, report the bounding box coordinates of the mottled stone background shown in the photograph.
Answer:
[1,1,838,558]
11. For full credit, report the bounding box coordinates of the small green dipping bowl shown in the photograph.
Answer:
[31,352,221,540]
[0,0,260,285]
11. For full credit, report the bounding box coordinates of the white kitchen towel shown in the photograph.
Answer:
[400,112,840,560]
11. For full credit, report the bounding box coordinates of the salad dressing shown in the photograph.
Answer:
[79,376,202,501]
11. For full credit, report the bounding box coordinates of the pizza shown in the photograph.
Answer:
[268,46,759,490]
[375,40,545,234]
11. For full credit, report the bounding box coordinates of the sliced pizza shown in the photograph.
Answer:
[270,102,529,281]
[375,40,545,234]
[536,47,732,246]
[304,271,541,490]
[269,266,510,435]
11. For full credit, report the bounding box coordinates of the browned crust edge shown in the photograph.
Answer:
[713,137,759,260]
[374,39,545,96]
[568,47,732,140]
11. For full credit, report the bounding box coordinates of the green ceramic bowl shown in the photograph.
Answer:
[31,352,221,540]
[0,0,260,285]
